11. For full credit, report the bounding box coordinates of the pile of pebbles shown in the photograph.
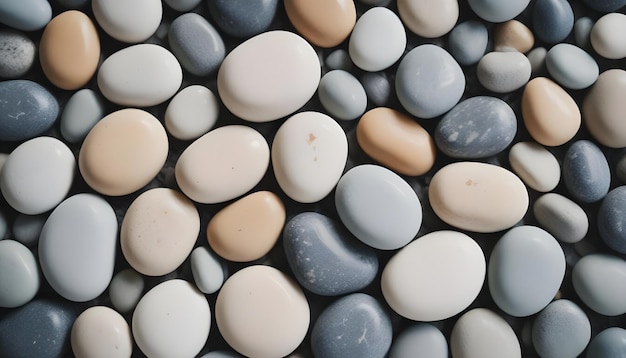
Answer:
[1,0,626,357]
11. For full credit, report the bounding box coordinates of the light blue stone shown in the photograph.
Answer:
[208,0,278,38]
[532,0,574,44]
[0,80,58,142]
[311,293,392,358]
[325,49,353,72]
[283,212,378,296]
[60,89,105,143]
[0,0,51,31]
[532,299,591,358]
[572,253,626,316]
[435,96,516,159]
[190,246,226,295]
[563,140,610,203]
[0,240,39,308]
[0,29,36,79]
[574,17,594,49]
[488,226,565,317]
[319,70,367,121]
[598,186,626,254]
[586,327,626,358]
[389,323,448,358]
[546,43,599,89]
[447,20,488,66]
[467,0,530,22]
[395,44,465,119]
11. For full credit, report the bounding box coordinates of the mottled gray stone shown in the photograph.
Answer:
[546,44,598,90]
[283,212,378,296]
[586,327,626,358]
[60,89,105,143]
[311,293,392,358]
[598,186,626,254]
[563,140,610,203]
[0,30,35,79]
[448,20,489,66]
[532,300,591,358]
[389,323,448,358]
[208,0,278,38]
[318,70,367,121]
[0,80,58,141]
[360,72,390,106]
[477,51,531,93]
[532,0,574,44]
[12,213,47,247]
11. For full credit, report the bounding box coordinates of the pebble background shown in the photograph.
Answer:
[1,0,626,357]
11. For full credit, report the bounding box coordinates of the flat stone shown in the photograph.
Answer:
[572,253,626,316]
[546,43,598,89]
[208,0,278,38]
[563,140,610,203]
[532,0,574,44]
[598,186,626,254]
[533,193,588,243]
[0,30,36,78]
[532,300,591,358]
[447,21,488,66]
[0,80,58,142]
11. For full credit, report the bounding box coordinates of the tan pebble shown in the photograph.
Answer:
[522,77,581,146]
[71,306,132,358]
[494,20,534,53]
[397,0,459,38]
[583,69,626,148]
[284,0,356,48]
[356,107,436,176]
[78,109,168,196]
[428,161,528,233]
[39,11,100,90]
[208,191,285,262]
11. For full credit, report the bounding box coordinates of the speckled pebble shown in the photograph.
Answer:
[573,253,626,316]
[447,21,489,66]
[534,193,588,243]
[388,324,448,358]
[311,293,392,358]
[59,89,104,143]
[0,239,39,308]
[532,0,574,44]
[12,214,46,247]
[563,140,610,203]
[318,70,367,121]
[283,212,379,296]
[477,51,532,93]
[0,30,36,79]
[360,72,391,106]
[467,0,530,23]
[108,269,144,314]
[598,186,626,254]
[546,43,598,90]
[532,299,591,358]
[208,0,278,38]
[586,327,626,358]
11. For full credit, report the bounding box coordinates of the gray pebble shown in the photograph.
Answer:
[311,293,392,358]
[447,20,489,66]
[527,47,547,77]
[477,51,531,93]
[60,89,105,143]
[546,43,599,90]
[435,96,516,159]
[360,72,390,106]
[572,253,626,316]
[12,213,47,247]
[168,12,225,77]
[575,17,594,49]
[532,0,574,44]
[108,268,144,314]
[533,193,588,244]
[563,140,610,203]
[318,70,367,121]
[208,0,278,38]
[0,210,7,240]
[325,49,353,72]
[0,30,36,79]
[388,323,448,358]
[467,0,530,23]
[586,327,626,358]
[283,212,378,296]
[163,0,201,12]
[0,0,51,31]
[616,152,626,183]
[200,351,244,358]
[532,299,591,358]
[598,186,626,254]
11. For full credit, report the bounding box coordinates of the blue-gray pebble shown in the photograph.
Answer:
[388,323,448,358]
[208,0,278,38]
[572,253,626,315]
[283,212,378,296]
[0,0,51,31]
[532,299,591,358]
[574,17,594,49]
[447,20,488,66]
[0,80,59,141]
[325,49,353,72]
[311,293,392,358]
[318,70,367,121]
[168,13,225,77]
[0,299,76,358]
[0,210,7,239]
[583,0,626,12]
[0,30,36,79]
[360,72,390,106]
[563,140,610,203]
[435,96,516,159]
[532,0,574,44]
[598,186,626,254]
[60,89,105,143]
[546,43,598,90]
[586,327,626,358]
[395,44,465,119]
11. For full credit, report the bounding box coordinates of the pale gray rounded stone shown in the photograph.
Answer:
[533,193,588,243]
[389,323,448,358]
[60,89,105,143]
[573,253,626,316]
[325,49,353,71]
[163,0,201,12]
[447,20,489,66]
[0,239,39,308]
[467,0,530,22]
[318,70,367,121]
[477,51,532,93]
[546,43,599,90]
[12,213,47,247]
[527,47,548,77]
[109,268,145,314]
[575,17,594,49]
[586,327,626,358]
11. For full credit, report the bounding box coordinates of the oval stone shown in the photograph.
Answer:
[0,137,75,215]
[467,0,530,22]
[563,140,610,203]
[311,293,392,358]
[60,89,105,143]
[546,43,598,89]
[190,246,225,295]
[586,327,626,358]
[71,306,133,358]
[382,230,485,321]
[39,194,117,302]
[489,226,565,317]
[448,20,489,66]
[528,47,548,77]
[0,80,58,142]
[92,0,162,43]
[79,109,168,196]
[163,0,201,12]
[39,10,100,90]
[573,253,626,316]
[532,300,591,358]
[0,0,52,31]
[121,188,200,276]
[335,164,422,250]
[108,269,144,314]
[133,279,210,358]
[435,96,516,159]
[477,51,532,93]
[396,44,465,118]
[168,12,225,76]
[598,186,626,254]
[283,212,379,296]
[575,17,594,49]
[389,324,448,358]
[0,29,36,78]
[318,70,367,121]
[165,85,219,141]
[98,44,182,107]
[522,77,581,146]
[583,69,626,148]
[533,193,588,243]
[0,240,39,308]
[207,0,278,38]
[12,213,47,247]
[207,191,285,262]
[397,0,458,38]
[272,111,347,203]
[349,7,406,72]
[175,125,269,204]
[508,141,561,192]
[285,0,356,48]
[216,265,310,357]
[359,71,391,105]
[218,30,320,122]
[532,0,574,44]
[451,308,521,358]
[494,20,534,53]
[429,161,528,233]
[590,13,626,59]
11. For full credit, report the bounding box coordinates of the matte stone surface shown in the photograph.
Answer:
[0,239,39,308]
[575,17,594,49]
[318,70,367,121]
[586,327,626,358]
[283,212,379,296]
[532,299,591,358]
[311,293,392,358]
[388,323,448,358]
[0,0,52,31]
[12,214,47,247]
[59,89,105,143]
[598,186,626,253]
[169,12,225,76]
[563,140,610,203]
[476,51,532,93]
[0,30,36,79]
[163,0,202,12]
[208,0,278,38]
[325,49,353,71]
[0,80,58,141]
[546,43,599,89]
[467,0,530,22]
[572,253,626,316]
[360,72,391,106]
[532,0,574,44]
[447,20,488,66]
[533,193,588,244]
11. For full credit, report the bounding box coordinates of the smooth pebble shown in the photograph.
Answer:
[572,253,626,316]
[467,0,530,22]
[201,352,244,358]
[190,246,225,294]
[448,20,489,66]
[583,69,626,148]
[532,299,591,358]
[586,327,626,358]
[527,47,547,77]
[388,324,448,358]
[165,85,219,141]
[324,49,353,71]
[598,186,626,254]
[0,29,36,78]
[590,12,626,59]
[575,17,594,49]
[0,211,6,240]
[583,0,626,11]
[397,0,458,38]
[477,51,532,93]
[92,0,162,43]
[12,214,46,247]
[208,0,278,38]
[533,193,588,243]
[508,141,560,192]
[545,43,598,90]
[108,269,144,314]
[531,0,574,44]
[563,139,610,203]
[163,0,201,12]
[494,20,534,53]
[0,0,52,31]
[318,70,367,121]
[284,0,356,48]
[60,89,104,143]
[451,308,521,358]
[71,306,132,358]
[360,72,390,106]
[381,230,485,321]
[0,240,39,308]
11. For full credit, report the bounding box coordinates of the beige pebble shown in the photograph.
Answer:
[494,20,534,53]
[522,77,581,146]
[397,0,459,38]
[284,0,356,48]
[356,107,436,176]
[428,161,528,233]
[71,306,132,358]
[583,69,626,148]
[78,109,168,196]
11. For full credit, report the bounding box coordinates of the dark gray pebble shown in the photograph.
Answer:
[0,80,58,142]
[598,186,626,254]
[208,0,278,38]
[586,327,626,358]
[563,140,610,203]
[532,299,591,358]
[582,0,626,12]
[360,72,391,107]
[0,30,36,79]
[532,0,574,44]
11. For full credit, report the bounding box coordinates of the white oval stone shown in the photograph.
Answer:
[71,306,133,358]
[132,279,210,358]
[175,125,270,204]
[591,13,626,60]
[397,0,459,38]
[349,7,406,71]
[217,30,320,122]
[38,194,117,302]
[272,111,347,203]
[0,137,75,215]
[92,0,162,43]
[508,141,561,192]
[98,44,183,107]
[381,230,486,321]
[451,308,522,358]
[165,85,219,141]
[191,246,225,295]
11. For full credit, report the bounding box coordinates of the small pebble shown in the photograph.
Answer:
[0,0,52,31]
[451,308,522,358]
[493,20,534,53]
[586,327,626,358]
[617,153,626,183]
[0,210,6,240]
[284,0,356,48]
[466,0,530,23]
[207,0,278,38]
[598,186,626,254]
[533,193,588,243]
[60,89,104,143]
[447,20,489,66]
[324,49,353,71]
[531,0,574,44]
[360,72,390,106]
[164,85,219,141]
[397,0,458,38]
[572,253,626,316]
[508,141,561,192]
[71,306,133,358]
[92,0,162,43]
[532,299,591,358]
[311,293,392,358]
[0,240,39,308]
[477,51,532,93]
[388,324,448,358]
[190,246,225,294]
[0,29,36,79]
[527,47,548,77]
[563,139,610,203]
[318,70,367,121]
[108,269,144,314]
[590,12,626,59]
[545,43,599,90]
[583,69,626,148]
[575,17,594,49]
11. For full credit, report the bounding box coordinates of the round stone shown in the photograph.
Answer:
[532,300,591,358]
[598,186,626,254]
[0,0,52,31]
[590,13,626,59]
[71,306,133,358]
[508,141,561,193]
[190,246,225,295]
[0,240,39,308]
[531,0,574,44]
[108,269,144,314]
[397,0,458,38]
[389,324,448,358]
[586,327,626,358]
[583,69,626,148]
[467,0,530,22]
[493,20,534,53]
[573,253,626,316]
[546,43,599,89]
[92,0,162,43]
[208,0,278,38]
[533,193,588,243]
[447,20,489,66]
[477,51,532,93]
[318,70,367,121]
[0,29,36,79]
[164,85,219,141]
[451,308,522,358]
[60,89,105,143]
[284,0,356,48]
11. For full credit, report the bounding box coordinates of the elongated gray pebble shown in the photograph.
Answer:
[360,72,390,106]
[283,212,379,296]
[546,44,598,90]
[477,52,531,93]
[0,0,52,31]
[563,140,610,203]
[598,186,626,253]
[59,89,104,143]
[573,253,626,316]
[389,324,448,358]
[191,246,226,294]
[527,47,547,77]
[586,327,626,358]
[0,30,35,79]
[318,70,367,121]
[575,17,594,49]
[447,20,488,66]
[533,193,588,243]
[0,240,39,308]
[108,269,144,314]
[12,213,47,247]
[467,0,530,22]
[208,0,278,38]
[532,299,591,358]
[532,0,574,44]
